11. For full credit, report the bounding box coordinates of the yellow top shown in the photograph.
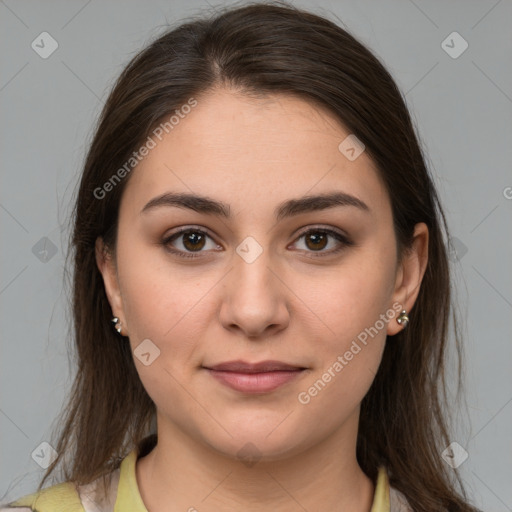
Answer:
[4,448,394,511]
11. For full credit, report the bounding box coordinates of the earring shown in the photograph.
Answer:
[396,310,409,328]
[111,316,122,334]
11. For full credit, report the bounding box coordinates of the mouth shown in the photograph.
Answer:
[202,360,308,393]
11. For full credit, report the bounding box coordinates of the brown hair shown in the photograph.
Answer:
[38,2,479,510]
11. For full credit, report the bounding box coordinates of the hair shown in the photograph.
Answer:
[36,1,479,510]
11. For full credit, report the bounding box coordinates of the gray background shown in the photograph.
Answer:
[1,0,511,510]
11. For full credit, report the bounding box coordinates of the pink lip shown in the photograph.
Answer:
[203,360,307,393]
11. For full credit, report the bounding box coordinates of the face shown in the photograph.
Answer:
[97,88,427,461]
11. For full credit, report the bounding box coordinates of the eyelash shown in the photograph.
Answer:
[161,226,354,260]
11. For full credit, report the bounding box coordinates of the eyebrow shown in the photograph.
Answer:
[140,191,370,221]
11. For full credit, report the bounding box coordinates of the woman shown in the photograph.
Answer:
[1,2,481,511]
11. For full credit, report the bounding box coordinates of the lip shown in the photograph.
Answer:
[206,359,305,373]
[203,360,307,393]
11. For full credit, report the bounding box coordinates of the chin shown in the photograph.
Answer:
[201,422,312,464]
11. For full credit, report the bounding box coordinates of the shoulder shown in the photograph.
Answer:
[0,481,84,511]
[1,436,154,512]
[0,467,120,512]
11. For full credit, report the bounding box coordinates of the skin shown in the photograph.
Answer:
[96,87,428,511]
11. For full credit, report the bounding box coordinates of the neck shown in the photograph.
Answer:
[135,413,375,512]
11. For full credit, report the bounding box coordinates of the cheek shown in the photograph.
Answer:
[306,244,396,343]
[115,243,221,384]
[297,295,389,425]
[116,237,201,338]
[115,254,206,412]
[296,343,383,432]
[299,240,396,403]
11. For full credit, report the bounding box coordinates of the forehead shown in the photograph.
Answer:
[120,88,390,220]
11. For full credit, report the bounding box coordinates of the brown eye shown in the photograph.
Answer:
[162,228,219,259]
[304,232,329,251]
[181,231,206,251]
[292,227,353,257]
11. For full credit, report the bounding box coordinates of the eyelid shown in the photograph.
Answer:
[293,224,349,239]
[163,225,216,240]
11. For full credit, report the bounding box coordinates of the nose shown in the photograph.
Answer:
[218,247,290,339]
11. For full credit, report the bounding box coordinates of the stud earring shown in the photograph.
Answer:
[396,310,409,328]
[111,316,122,334]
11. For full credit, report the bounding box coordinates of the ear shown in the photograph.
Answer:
[386,222,429,336]
[95,237,127,333]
